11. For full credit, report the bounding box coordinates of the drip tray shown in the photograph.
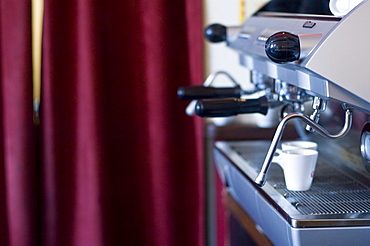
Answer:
[214,140,370,228]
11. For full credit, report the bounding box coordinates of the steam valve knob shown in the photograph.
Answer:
[204,24,227,43]
[265,32,300,64]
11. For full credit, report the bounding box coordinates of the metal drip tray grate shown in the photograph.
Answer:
[230,142,370,216]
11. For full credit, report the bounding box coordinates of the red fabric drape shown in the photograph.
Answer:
[0,0,204,245]
[0,1,39,245]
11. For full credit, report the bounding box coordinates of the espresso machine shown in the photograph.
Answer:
[178,0,370,245]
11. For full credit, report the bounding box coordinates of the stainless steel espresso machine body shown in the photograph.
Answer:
[178,0,370,245]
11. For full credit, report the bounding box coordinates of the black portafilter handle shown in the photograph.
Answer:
[195,96,269,117]
[177,85,242,100]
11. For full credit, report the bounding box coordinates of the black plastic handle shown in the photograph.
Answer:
[177,86,242,100]
[195,96,268,117]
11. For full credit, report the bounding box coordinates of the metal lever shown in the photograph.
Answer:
[255,108,353,187]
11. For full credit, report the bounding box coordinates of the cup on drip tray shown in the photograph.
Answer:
[281,140,318,151]
[273,140,318,191]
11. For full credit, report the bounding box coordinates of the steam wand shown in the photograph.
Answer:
[255,108,353,187]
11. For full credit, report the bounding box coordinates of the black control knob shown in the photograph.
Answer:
[204,24,227,43]
[265,32,300,64]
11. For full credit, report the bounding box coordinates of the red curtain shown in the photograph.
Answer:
[0,1,39,245]
[0,0,204,245]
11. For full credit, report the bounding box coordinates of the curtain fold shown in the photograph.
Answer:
[0,0,40,245]
[0,0,204,245]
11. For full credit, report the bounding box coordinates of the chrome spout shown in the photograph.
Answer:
[306,97,327,132]
[255,108,353,187]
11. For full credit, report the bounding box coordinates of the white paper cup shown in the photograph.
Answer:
[281,140,317,151]
[273,148,318,191]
